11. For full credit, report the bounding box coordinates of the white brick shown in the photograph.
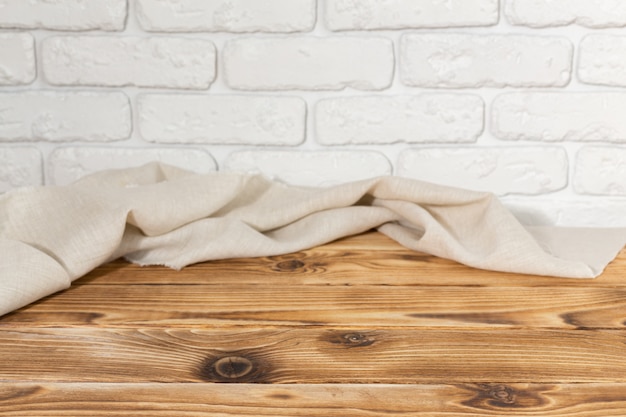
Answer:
[136,0,315,32]
[492,93,626,142]
[0,0,127,31]
[48,147,217,186]
[139,94,305,145]
[326,0,498,30]
[316,94,483,145]
[224,37,394,91]
[0,147,42,192]
[0,92,130,142]
[224,150,391,187]
[579,35,626,88]
[400,34,572,88]
[574,146,626,196]
[0,33,35,86]
[397,147,568,196]
[42,36,216,89]
[506,0,626,28]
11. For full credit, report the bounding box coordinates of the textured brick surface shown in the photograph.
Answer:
[574,146,626,196]
[48,147,216,186]
[42,36,216,89]
[0,0,624,224]
[0,92,131,142]
[224,150,391,187]
[0,147,42,192]
[139,94,305,145]
[0,0,127,31]
[224,37,394,90]
[579,35,626,87]
[506,0,626,28]
[397,147,568,195]
[492,93,626,142]
[316,94,483,145]
[136,0,315,32]
[0,33,35,85]
[326,0,498,30]
[400,34,572,88]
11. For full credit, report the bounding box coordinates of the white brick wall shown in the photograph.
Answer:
[325,0,499,30]
[1,0,626,226]
[224,150,391,187]
[0,33,35,85]
[42,36,216,89]
[48,147,216,186]
[506,0,626,28]
[579,35,626,87]
[492,93,626,142]
[0,147,42,191]
[138,94,305,145]
[223,37,394,90]
[136,0,316,33]
[400,34,572,88]
[0,92,131,142]
[574,146,626,196]
[397,147,568,196]
[0,0,127,31]
[315,95,483,145]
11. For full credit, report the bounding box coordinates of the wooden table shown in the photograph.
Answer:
[1,231,626,416]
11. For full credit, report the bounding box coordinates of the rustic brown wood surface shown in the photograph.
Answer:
[1,231,625,416]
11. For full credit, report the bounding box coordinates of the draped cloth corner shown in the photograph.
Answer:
[1,162,625,316]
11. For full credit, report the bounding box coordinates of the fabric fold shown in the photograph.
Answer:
[1,162,625,317]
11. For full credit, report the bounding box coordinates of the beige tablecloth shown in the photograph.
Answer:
[1,163,625,316]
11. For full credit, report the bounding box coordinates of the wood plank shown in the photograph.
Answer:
[3,231,625,417]
[77,232,626,287]
[1,328,625,383]
[2,383,626,416]
[3,284,626,328]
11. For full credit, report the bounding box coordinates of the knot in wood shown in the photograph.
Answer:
[323,332,375,348]
[344,333,368,345]
[274,260,305,271]
[489,385,516,404]
[462,383,547,410]
[213,356,254,379]
[198,353,270,383]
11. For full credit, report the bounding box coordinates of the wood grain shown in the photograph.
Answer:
[2,231,626,416]
[75,232,626,288]
[1,328,625,383]
[3,284,626,328]
[2,383,626,416]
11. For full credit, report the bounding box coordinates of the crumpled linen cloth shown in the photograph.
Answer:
[1,162,625,317]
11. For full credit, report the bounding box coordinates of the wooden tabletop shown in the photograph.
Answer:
[1,231,626,416]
